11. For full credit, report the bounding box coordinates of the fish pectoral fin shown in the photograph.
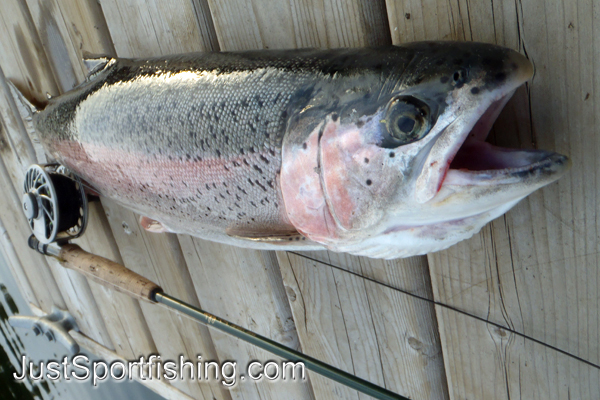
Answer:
[139,216,172,233]
[226,229,308,244]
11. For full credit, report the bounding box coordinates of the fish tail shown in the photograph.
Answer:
[5,79,38,120]
[4,79,51,163]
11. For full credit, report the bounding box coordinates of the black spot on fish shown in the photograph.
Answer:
[213,183,217,188]
[471,87,480,94]
[224,165,230,171]
[250,147,256,153]
[302,142,307,150]
[207,207,211,211]
[256,180,267,192]
[267,180,274,188]
[250,201,257,208]
[157,105,162,111]
[248,178,255,186]
[389,152,395,158]
[238,186,247,195]
[240,148,245,155]
[331,113,339,122]
[455,82,464,89]
[356,120,365,128]
[269,149,276,156]
[233,161,240,167]
[244,159,250,166]
[495,72,507,82]
[440,76,449,84]
[364,158,369,164]
[282,110,288,119]
[366,179,372,186]
[260,155,269,164]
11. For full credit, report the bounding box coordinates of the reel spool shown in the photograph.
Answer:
[22,164,88,244]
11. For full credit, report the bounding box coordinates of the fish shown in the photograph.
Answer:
[14,41,570,259]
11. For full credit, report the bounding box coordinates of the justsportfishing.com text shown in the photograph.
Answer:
[13,355,306,386]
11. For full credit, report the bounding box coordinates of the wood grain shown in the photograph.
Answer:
[37,1,230,397]
[102,199,231,400]
[1,0,159,360]
[179,237,316,400]
[385,0,600,398]
[100,0,218,56]
[278,252,449,400]
[205,1,449,399]
[207,0,391,50]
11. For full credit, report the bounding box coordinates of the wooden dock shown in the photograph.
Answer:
[0,0,597,399]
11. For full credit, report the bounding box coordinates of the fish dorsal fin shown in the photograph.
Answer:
[226,228,309,244]
[82,52,115,80]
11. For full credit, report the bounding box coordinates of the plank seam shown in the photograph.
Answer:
[289,251,600,371]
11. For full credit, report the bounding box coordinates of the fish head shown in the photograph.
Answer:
[281,42,570,258]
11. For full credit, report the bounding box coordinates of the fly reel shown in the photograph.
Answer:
[22,164,88,244]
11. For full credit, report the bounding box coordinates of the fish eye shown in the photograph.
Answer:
[382,96,431,147]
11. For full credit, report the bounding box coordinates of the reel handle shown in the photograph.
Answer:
[28,236,162,302]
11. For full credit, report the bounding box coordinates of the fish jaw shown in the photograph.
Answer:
[282,42,570,258]
[413,46,535,203]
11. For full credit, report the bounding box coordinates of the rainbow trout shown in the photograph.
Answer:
[18,41,569,259]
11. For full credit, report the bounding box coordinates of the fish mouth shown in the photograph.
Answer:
[441,89,570,188]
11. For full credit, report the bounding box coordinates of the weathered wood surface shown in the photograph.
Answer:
[0,0,596,399]
[1,0,159,362]
[387,0,600,398]
[206,2,448,399]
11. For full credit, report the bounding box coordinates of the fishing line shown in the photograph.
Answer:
[289,251,600,371]
[52,171,600,371]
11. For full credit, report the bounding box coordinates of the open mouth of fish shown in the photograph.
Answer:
[442,89,568,188]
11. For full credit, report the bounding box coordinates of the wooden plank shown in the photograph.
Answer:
[0,117,65,313]
[178,237,316,400]
[101,198,231,400]
[386,0,600,398]
[0,0,160,359]
[207,1,449,398]
[100,0,218,57]
[278,252,449,400]
[207,0,391,50]
[100,2,316,399]
[434,306,600,400]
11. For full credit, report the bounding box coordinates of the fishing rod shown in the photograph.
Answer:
[19,163,408,400]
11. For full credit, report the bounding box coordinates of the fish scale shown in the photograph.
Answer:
[34,49,394,241]
[22,42,568,257]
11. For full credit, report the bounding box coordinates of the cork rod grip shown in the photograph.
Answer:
[58,244,162,302]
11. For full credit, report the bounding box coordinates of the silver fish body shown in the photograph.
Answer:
[30,42,569,259]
